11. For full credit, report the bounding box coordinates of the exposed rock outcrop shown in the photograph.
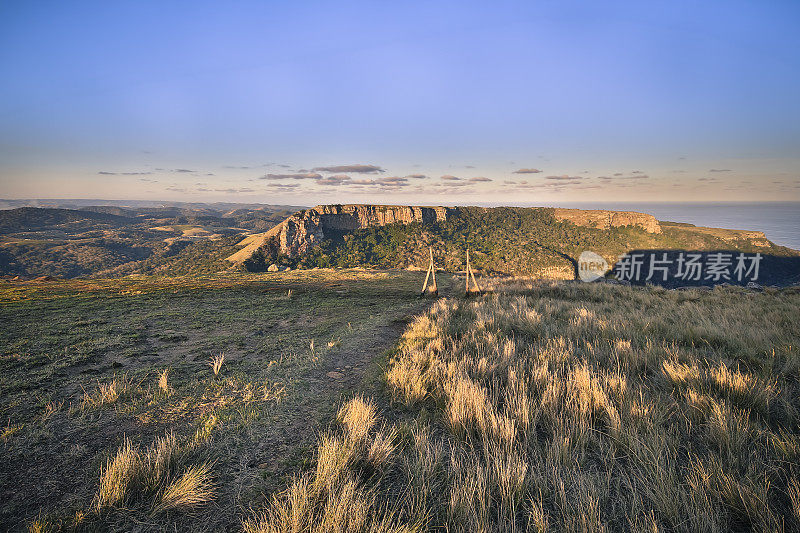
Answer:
[553,208,662,234]
[229,204,451,260]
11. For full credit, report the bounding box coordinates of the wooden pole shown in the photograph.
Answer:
[429,246,438,295]
[466,249,471,295]
[421,262,432,296]
[465,248,481,295]
[470,262,481,293]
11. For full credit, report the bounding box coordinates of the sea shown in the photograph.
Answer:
[518,202,800,252]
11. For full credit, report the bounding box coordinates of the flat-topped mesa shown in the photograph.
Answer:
[278,204,450,257]
[314,204,449,229]
[553,208,662,234]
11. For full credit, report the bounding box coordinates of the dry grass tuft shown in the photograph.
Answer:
[158,368,170,393]
[242,398,418,533]
[152,463,215,514]
[209,353,225,375]
[338,396,378,446]
[93,432,214,518]
[82,375,133,408]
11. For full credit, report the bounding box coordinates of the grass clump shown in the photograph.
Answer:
[243,397,417,533]
[209,353,225,375]
[94,432,215,518]
[81,375,133,409]
[157,368,170,393]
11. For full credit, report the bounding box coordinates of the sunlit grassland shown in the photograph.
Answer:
[249,281,800,532]
[0,269,436,531]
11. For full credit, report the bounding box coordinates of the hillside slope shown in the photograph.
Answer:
[0,204,304,278]
[232,204,793,277]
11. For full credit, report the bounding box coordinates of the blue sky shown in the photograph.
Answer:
[1,0,799,203]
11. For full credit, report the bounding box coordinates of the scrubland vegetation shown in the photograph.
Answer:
[248,280,800,532]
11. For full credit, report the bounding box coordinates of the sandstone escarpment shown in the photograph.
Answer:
[553,208,662,234]
[230,204,451,260]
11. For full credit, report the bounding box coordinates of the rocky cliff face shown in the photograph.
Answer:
[553,208,662,234]
[269,204,450,257]
[226,204,666,264]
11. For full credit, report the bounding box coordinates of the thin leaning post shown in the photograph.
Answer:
[465,249,482,296]
[420,246,438,296]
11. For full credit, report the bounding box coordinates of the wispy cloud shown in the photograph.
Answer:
[317,174,352,186]
[312,164,384,173]
[513,168,542,174]
[545,175,582,181]
[709,168,732,172]
[440,175,461,181]
[260,172,322,180]
[98,171,153,175]
[469,176,492,182]
[222,164,269,169]
[598,174,650,181]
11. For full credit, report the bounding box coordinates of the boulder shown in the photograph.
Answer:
[267,263,279,272]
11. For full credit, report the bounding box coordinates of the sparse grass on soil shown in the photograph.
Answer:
[5,272,799,531]
[249,280,800,532]
[0,269,443,531]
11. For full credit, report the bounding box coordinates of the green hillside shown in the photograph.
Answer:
[245,206,794,276]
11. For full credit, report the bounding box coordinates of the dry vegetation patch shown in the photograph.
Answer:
[252,281,800,531]
[0,270,437,531]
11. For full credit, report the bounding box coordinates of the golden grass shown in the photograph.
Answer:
[253,281,800,531]
[92,432,214,519]
[243,397,419,533]
[209,353,225,375]
[158,368,170,393]
[81,375,132,409]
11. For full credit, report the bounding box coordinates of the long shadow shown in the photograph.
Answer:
[532,240,578,280]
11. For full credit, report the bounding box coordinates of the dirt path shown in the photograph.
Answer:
[210,285,453,530]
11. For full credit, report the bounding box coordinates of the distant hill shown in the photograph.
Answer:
[230,204,797,278]
[0,198,307,212]
[0,207,133,234]
[1,203,796,280]
[0,204,305,278]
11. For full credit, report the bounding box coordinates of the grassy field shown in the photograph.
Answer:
[244,280,800,532]
[5,274,799,531]
[0,270,448,531]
